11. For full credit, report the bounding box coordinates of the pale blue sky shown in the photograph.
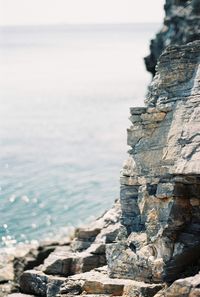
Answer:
[0,0,165,26]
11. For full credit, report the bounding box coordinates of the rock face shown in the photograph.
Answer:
[145,0,200,76]
[107,40,200,284]
[163,273,200,297]
[2,1,200,297]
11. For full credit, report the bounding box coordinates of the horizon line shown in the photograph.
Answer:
[0,21,162,28]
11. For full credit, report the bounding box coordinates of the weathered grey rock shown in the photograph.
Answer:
[123,282,164,297]
[163,273,200,297]
[108,40,200,284]
[41,246,73,276]
[20,270,65,297]
[59,278,84,295]
[0,201,120,296]
[145,0,200,76]
[14,242,57,283]
[41,244,106,276]
[2,2,200,297]
[0,243,41,284]
[0,240,72,297]
[0,240,63,286]
[59,268,162,297]
[71,201,121,252]
[33,205,121,284]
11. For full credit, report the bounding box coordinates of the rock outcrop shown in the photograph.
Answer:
[1,1,200,297]
[145,0,200,76]
[107,40,200,286]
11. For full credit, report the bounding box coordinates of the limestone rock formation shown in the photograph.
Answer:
[107,40,200,285]
[145,0,200,76]
[2,1,200,297]
[12,202,127,297]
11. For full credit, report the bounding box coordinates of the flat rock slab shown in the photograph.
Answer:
[42,246,106,276]
[123,282,164,297]
[42,246,74,275]
[63,269,162,297]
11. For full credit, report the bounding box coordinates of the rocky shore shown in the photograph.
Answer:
[1,0,200,296]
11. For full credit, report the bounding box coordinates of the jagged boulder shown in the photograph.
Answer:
[41,245,106,276]
[40,202,121,277]
[19,270,65,297]
[71,200,121,252]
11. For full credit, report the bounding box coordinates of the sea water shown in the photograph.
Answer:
[0,23,160,247]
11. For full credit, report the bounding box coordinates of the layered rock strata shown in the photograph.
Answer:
[1,1,200,297]
[2,202,163,297]
[107,40,200,285]
[145,0,200,76]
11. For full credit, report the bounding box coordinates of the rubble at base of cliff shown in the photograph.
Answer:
[0,200,165,297]
[0,198,200,297]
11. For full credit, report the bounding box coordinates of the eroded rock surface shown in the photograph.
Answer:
[17,202,124,297]
[145,0,200,76]
[59,267,162,297]
[107,40,200,284]
[163,273,200,297]
[1,2,200,297]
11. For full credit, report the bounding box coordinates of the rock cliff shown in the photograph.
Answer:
[145,0,200,76]
[1,1,200,297]
[108,40,200,286]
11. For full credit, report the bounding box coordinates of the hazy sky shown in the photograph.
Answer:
[0,0,165,26]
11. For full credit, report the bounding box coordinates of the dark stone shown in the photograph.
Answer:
[145,0,200,75]
[192,0,200,14]
[163,244,200,283]
[129,242,137,253]
[147,184,157,196]
[120,185,142,233]
[14,245,56,283]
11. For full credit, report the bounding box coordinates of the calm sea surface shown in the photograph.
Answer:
[0,23,160,247]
